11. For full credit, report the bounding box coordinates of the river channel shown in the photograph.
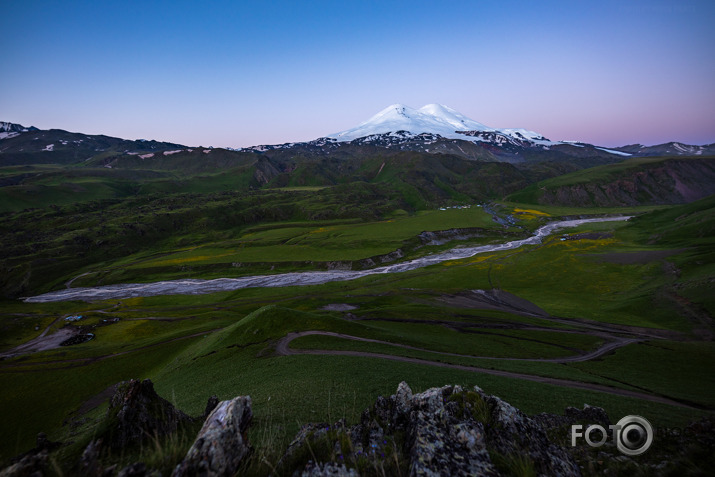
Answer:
[24,216,631,303]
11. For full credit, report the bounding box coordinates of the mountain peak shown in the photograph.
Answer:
[1,121,37,132]
[370,104,416,120]
[329,103,496,142]
[418,103,457,116]
[0,121,39,140]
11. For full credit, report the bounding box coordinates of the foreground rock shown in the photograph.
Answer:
[3,379,713,476]
[70,379,197,476]
[0,433,61,477]
[172,396,253,477]
[281,381,581,476]
[105,379,193,450]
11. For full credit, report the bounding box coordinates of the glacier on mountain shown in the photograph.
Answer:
[327,103,557,146]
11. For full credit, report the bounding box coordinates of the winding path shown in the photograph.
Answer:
[0,316,71,359]
[276,331,697,409]
[276,330,641,364]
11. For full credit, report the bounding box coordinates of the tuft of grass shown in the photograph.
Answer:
[139,429,197,476]
[448,390,492,425]
[489,450,537,477]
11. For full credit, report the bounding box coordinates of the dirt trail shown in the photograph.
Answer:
[276,331,640,364]
[436,289,685,340]
[276,331,697,409]
[65,272,94,289]
[0,306,121,359]
[0,328,221,371]
[0,317,78,359]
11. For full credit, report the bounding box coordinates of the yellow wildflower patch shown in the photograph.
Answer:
[309,226,336,235]
[512,208,551,220]
[151,252,235,267]
[443,254,495,266]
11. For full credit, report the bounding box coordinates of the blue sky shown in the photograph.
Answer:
[2,0,714,147]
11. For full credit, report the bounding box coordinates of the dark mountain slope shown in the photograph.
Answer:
[507,156,715,207]
[0,127,186,166]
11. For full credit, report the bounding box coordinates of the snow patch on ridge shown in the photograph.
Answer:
[595,147,632,156]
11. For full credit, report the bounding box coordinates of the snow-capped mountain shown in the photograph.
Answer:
[327,104,553,146]
[328,104,490,141]
[0,122,38,140]
[236,103,713,161]
[241,103,631,162]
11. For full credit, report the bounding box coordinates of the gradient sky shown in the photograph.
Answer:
[2,0,714,148]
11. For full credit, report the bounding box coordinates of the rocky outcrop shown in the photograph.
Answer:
[301,462,360,476]
[281,382,581,476]
[418,227,486,246]
[0,451,50,477]
[0,433,60,477]
[104,379,193,450]
[172,396,253,477]
[77,438,104,476]
[356,249,405,269]
[117,462,148,477]
[4,379,713,476]
[533,403,611,431]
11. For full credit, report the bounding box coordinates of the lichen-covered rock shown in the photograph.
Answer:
[532,403,611,434]
[117,462,147,477]
[301,462,359,476]
[565,404,611,429]
[479,391,581,476]
[106,379,192,449]
[0,450,49,477]
[172,396,253,477]
[0,432,62,477]
[281,382,582,476]
[78,439,103,477]
[281,422,333,464]
[407,408,497,476]
[394,380,413,414]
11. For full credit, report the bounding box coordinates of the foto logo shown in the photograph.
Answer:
[571,415,654,456]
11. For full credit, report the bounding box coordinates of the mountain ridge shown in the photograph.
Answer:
[237,105,715,162]
[2,115,715,171]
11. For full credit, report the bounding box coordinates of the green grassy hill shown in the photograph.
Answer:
[507,156,715,207]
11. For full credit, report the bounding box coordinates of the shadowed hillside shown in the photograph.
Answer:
[507,156,715,207]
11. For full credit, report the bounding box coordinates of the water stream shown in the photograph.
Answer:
[24,216,631,303]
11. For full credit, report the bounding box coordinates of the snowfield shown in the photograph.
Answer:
[327,103,556,146]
